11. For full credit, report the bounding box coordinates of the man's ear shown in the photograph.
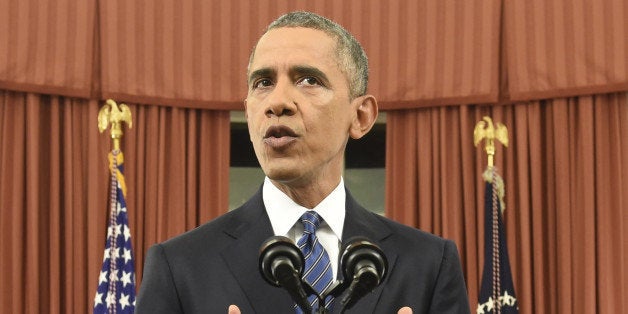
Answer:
[243,98,248,120]
[349,95,378,140]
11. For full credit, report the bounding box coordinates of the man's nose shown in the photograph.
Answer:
[265,81,297,117]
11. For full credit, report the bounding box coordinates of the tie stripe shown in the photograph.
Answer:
[295,211,335,313]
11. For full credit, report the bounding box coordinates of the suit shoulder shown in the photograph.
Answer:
[372,213,456,253]
[159,206,246,251]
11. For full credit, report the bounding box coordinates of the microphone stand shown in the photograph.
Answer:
[313,281,348,314]
[314,297,329,314]
[304,287,329,314]
[291,270,375,313]
[302,281,342,314]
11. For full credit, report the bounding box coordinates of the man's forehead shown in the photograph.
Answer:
[250,27,338,67]
[259,27,334,46]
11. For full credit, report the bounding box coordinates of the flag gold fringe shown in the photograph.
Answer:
[483,168,506,213]
[108,152,127,198]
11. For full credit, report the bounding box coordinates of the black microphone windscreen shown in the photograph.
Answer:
[340,237,387,282]
[339,237,388,310]
[258,236,312,312]
[259,236,303,286]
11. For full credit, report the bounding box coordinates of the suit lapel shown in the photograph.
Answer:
[220,187,399,313]
[220,188,295,313]
[333,190,398,314]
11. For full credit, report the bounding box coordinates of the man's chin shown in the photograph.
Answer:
[264,171,297,183]
[263,167,306,186]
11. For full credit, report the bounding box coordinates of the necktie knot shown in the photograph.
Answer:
[300,211,322,234]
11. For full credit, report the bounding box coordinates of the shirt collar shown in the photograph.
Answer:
[263,176,346,240]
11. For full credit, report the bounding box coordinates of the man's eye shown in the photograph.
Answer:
[298,77,321,86]
[253,79,273,89]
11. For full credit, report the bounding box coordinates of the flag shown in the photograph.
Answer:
[94,151,136,313]
[477,168,518,314]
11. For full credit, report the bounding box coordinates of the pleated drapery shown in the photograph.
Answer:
[97,0,503,109]
[1,0,625,108]
[0,91,230,313]
[504,0,628,101]
[386,93,628,313]
[0,0,97,97]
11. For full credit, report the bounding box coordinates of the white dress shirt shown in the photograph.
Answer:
[263,176,346,280]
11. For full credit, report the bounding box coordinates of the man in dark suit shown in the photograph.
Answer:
[137,11,470,314]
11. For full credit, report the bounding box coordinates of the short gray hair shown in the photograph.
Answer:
[248,11,369,99]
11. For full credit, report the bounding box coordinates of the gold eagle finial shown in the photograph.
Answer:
[474,116,508,168]
[98,99,132,150]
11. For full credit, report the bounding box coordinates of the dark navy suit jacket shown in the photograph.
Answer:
[136,187,470,313]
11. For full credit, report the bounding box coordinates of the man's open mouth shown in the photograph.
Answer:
[264,125,298,139]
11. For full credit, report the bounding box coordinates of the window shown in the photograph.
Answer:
[229,112,386,215]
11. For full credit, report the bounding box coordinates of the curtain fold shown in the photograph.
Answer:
[385,92,628,314]
[122,101,231,287]
[0,0,97,98]
[0,0,502,109]
[503,0,628,101]
[2,0,625,109]
[97,0,501,110]
[0,90,230,313]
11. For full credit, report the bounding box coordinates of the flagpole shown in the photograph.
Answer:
[94,99,136,314]
[474,117,518,314]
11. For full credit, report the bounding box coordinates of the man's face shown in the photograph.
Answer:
[245,27,356,187]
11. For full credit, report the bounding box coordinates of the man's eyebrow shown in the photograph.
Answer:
[248,68,275,85]
[290,66,330,84]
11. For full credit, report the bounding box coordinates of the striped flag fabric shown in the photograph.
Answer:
[477,168,518,314]
[93,151,136,314]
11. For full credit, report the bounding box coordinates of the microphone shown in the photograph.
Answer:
[259,236,312,313]
[338,237,388,311]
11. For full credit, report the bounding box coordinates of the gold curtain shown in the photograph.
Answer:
[385,92,628,313]
[0,91,230,313]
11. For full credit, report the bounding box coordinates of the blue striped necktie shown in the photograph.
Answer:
[295,211,335,313]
